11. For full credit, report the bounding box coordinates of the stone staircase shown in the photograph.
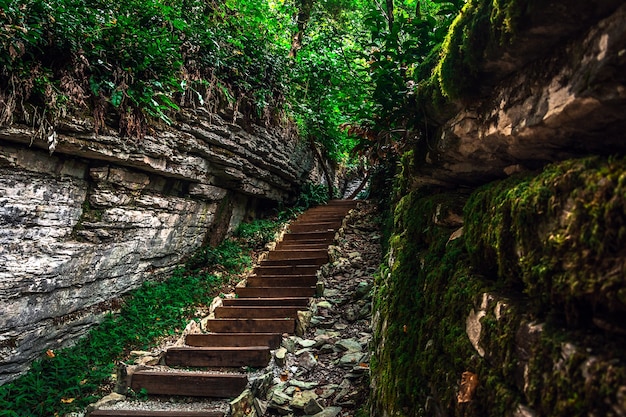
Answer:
[89,199,358,417]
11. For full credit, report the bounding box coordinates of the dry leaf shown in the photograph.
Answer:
[46,349,55,358]
[457,371,479,403]
[61,398,75,404]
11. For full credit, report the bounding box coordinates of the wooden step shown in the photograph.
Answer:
[214,306,305,319]
[222,297,309,307]
[246,275,318,287]
[282,231,335,241]
[260,257,327,266]
[166,346,270,368]
[268,249,328,261]
[253,265,320,276]
[90,411,223,417]
[130,371,247,397]
[235,286,316,298]
[289,223,340,233]
[274,243,330,251]
[204,318,295,334]
[289,214,344,223]
[185,333,282,349]
[290,213,344,225]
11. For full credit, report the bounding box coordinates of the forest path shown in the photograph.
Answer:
[88,200,380,417]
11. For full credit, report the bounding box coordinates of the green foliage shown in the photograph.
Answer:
[185,239,251,273]
[234,218,282,250]
[0,0,294,131]
[0,268,223,416]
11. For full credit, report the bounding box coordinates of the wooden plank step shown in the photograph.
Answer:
[289,223,339,233]
[289,214,344,223]
[282,231,335,240]
[268,249,328,261]
[130,371,247,397]
[253,265,320,276]
[166,346,270,368]
[204,318,295,334]
[274,244,330,251]
[214,306,305,319]
[90,411,223,417]
[260,257,326,266]
[246,275,318,287]
[222,297,309,307]
[294,216,344,222]
[235,286,316,298]
[186,333,282,349]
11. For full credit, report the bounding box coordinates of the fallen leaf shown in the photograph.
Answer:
[403,325,407,333]
[46,349,55,358]
[61,398,75,404]
[457,371,478,403]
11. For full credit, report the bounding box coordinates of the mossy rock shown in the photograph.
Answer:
[464,156,626,326]
[435,0,534,98]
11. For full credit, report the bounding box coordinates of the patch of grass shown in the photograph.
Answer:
[0,268,224,416]
[185,239,251,273]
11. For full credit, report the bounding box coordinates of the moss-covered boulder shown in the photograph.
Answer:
[371,156,626,417]
[465,156,626,326]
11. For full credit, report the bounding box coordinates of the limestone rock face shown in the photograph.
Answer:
[424,3,626,185]
[0,109,321,384]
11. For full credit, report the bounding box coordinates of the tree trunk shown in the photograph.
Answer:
[309,137,334,201]
[386,0,394,32]
[347,171,370,200]
[289,0,315,58]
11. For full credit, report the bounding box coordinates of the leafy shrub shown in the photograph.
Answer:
[185,239,251,273]
[234,219,282,250]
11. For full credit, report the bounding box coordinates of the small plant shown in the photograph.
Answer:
[185,239,251,273]
[234,218,282,250]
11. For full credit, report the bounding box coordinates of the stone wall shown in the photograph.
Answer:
[422,2,626,186]
[0,108,321,384]
[371,3,626,417]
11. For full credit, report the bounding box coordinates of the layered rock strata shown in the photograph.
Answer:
[425,3,626,185]
[0,108,320,384]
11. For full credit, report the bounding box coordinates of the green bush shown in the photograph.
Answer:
[234,219,282,250]
[185,239,251,273]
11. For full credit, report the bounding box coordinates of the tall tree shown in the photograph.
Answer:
[289,0,315,58]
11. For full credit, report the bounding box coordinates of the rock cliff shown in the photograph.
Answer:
[0,108,323,384]
[371,2,626,417]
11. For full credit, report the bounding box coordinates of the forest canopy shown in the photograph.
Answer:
[0,0,464,162]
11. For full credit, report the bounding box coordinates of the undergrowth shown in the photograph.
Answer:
[0,267,224,416]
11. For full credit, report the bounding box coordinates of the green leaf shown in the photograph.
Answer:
[110,90,124,107]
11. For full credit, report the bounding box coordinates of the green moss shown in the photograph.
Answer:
[373,155,626,417]
[372,189,500,416]
[435,0,535,99]
[464,156,626,323]
[525,322,626,416]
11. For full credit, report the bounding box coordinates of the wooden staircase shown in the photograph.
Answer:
[89,199,358,416]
